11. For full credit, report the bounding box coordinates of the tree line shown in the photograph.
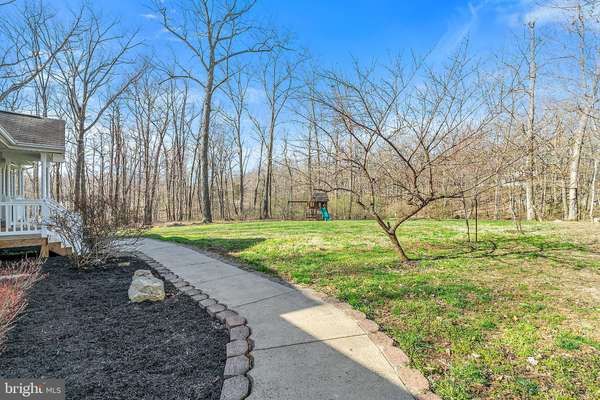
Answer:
[1,0,599,256]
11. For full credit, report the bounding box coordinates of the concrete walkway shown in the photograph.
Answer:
[134,238,414,400]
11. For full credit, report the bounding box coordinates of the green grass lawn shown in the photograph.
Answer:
[147,219,600,400]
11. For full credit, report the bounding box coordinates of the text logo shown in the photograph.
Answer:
[0,380,64,400]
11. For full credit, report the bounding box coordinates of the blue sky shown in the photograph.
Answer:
[44,0,548,69]
[33,0,563,160]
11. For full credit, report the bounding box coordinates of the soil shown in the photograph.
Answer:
[0,256,227,400]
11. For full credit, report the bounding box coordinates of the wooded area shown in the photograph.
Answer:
[1,0,599,237]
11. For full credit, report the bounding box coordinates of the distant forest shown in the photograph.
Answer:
[1,0,599,225]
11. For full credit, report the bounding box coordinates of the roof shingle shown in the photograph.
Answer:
[0,110,65,151]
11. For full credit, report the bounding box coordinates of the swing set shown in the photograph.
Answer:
[286,191,331,221]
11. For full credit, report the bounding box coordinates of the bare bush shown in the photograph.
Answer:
[0,257,44,349]
[47,196,146,270]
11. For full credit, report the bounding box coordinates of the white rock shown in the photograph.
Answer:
[128,270,165,302]
[527,356,538,366]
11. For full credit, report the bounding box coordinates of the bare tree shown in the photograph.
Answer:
[258,48,299,219]
[54,8,144,212]
[155,0,274,223]
[566,2,600,220]
[223,65,250,217]
[127,72,171,225]
[0,2,80,104]
[310,51,508,261]
[590,156,598,219]
[525,21,538,221]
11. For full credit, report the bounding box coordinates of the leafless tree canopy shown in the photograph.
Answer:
[0,2,80,105]
[154,0,276,223]
[305,49,511,259]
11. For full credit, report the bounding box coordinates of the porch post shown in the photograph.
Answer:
[7,161,13,198]
[11,166,15,197]
[0,161,4,199]
[18,165,24,198]
[3,164,6,198]
[40,153,48,199]
[47,162,53,200]
[3,162,7,199]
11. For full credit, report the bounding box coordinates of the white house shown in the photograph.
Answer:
[0,110,71,256]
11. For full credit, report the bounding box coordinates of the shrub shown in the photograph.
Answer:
[47,195,146,270]
[0,257,44,349]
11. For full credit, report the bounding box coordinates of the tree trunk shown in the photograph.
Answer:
[567,119,587,220]
[237,124,245,218]
[568,7,596,221]
[462,197,471,242]
[74,116,86,212]
[386,230,409,262]
[261,113,275,219]
[253,140,264,212]
[590,158,598,220]
[525,22,537,221]
[54,163,61,202]
[200,67,214,223]
[562,178,569,220]
[494,175,501,220]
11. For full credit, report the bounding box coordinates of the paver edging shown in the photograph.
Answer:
[290,284,441,400]
[133,251,253,400]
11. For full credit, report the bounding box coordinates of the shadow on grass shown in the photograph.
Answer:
[144,234,289,278]
[418,235,599,269]
[145,233,265,254]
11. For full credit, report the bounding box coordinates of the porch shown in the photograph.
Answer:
[0,152,59,235]
[0,110,70,256]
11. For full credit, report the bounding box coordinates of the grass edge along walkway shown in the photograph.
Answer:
[135,238,418,400]
[147,219,600,400]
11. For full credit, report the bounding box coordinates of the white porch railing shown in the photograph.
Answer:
[0,200,45,236]
[1,199,81,254]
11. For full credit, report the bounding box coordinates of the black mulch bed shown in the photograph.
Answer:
[0,256,228,400]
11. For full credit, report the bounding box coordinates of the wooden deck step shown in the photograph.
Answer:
[0,235,72,257]
[48,241,73,256]
[0,234,43,249]
[0,235,48,257]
